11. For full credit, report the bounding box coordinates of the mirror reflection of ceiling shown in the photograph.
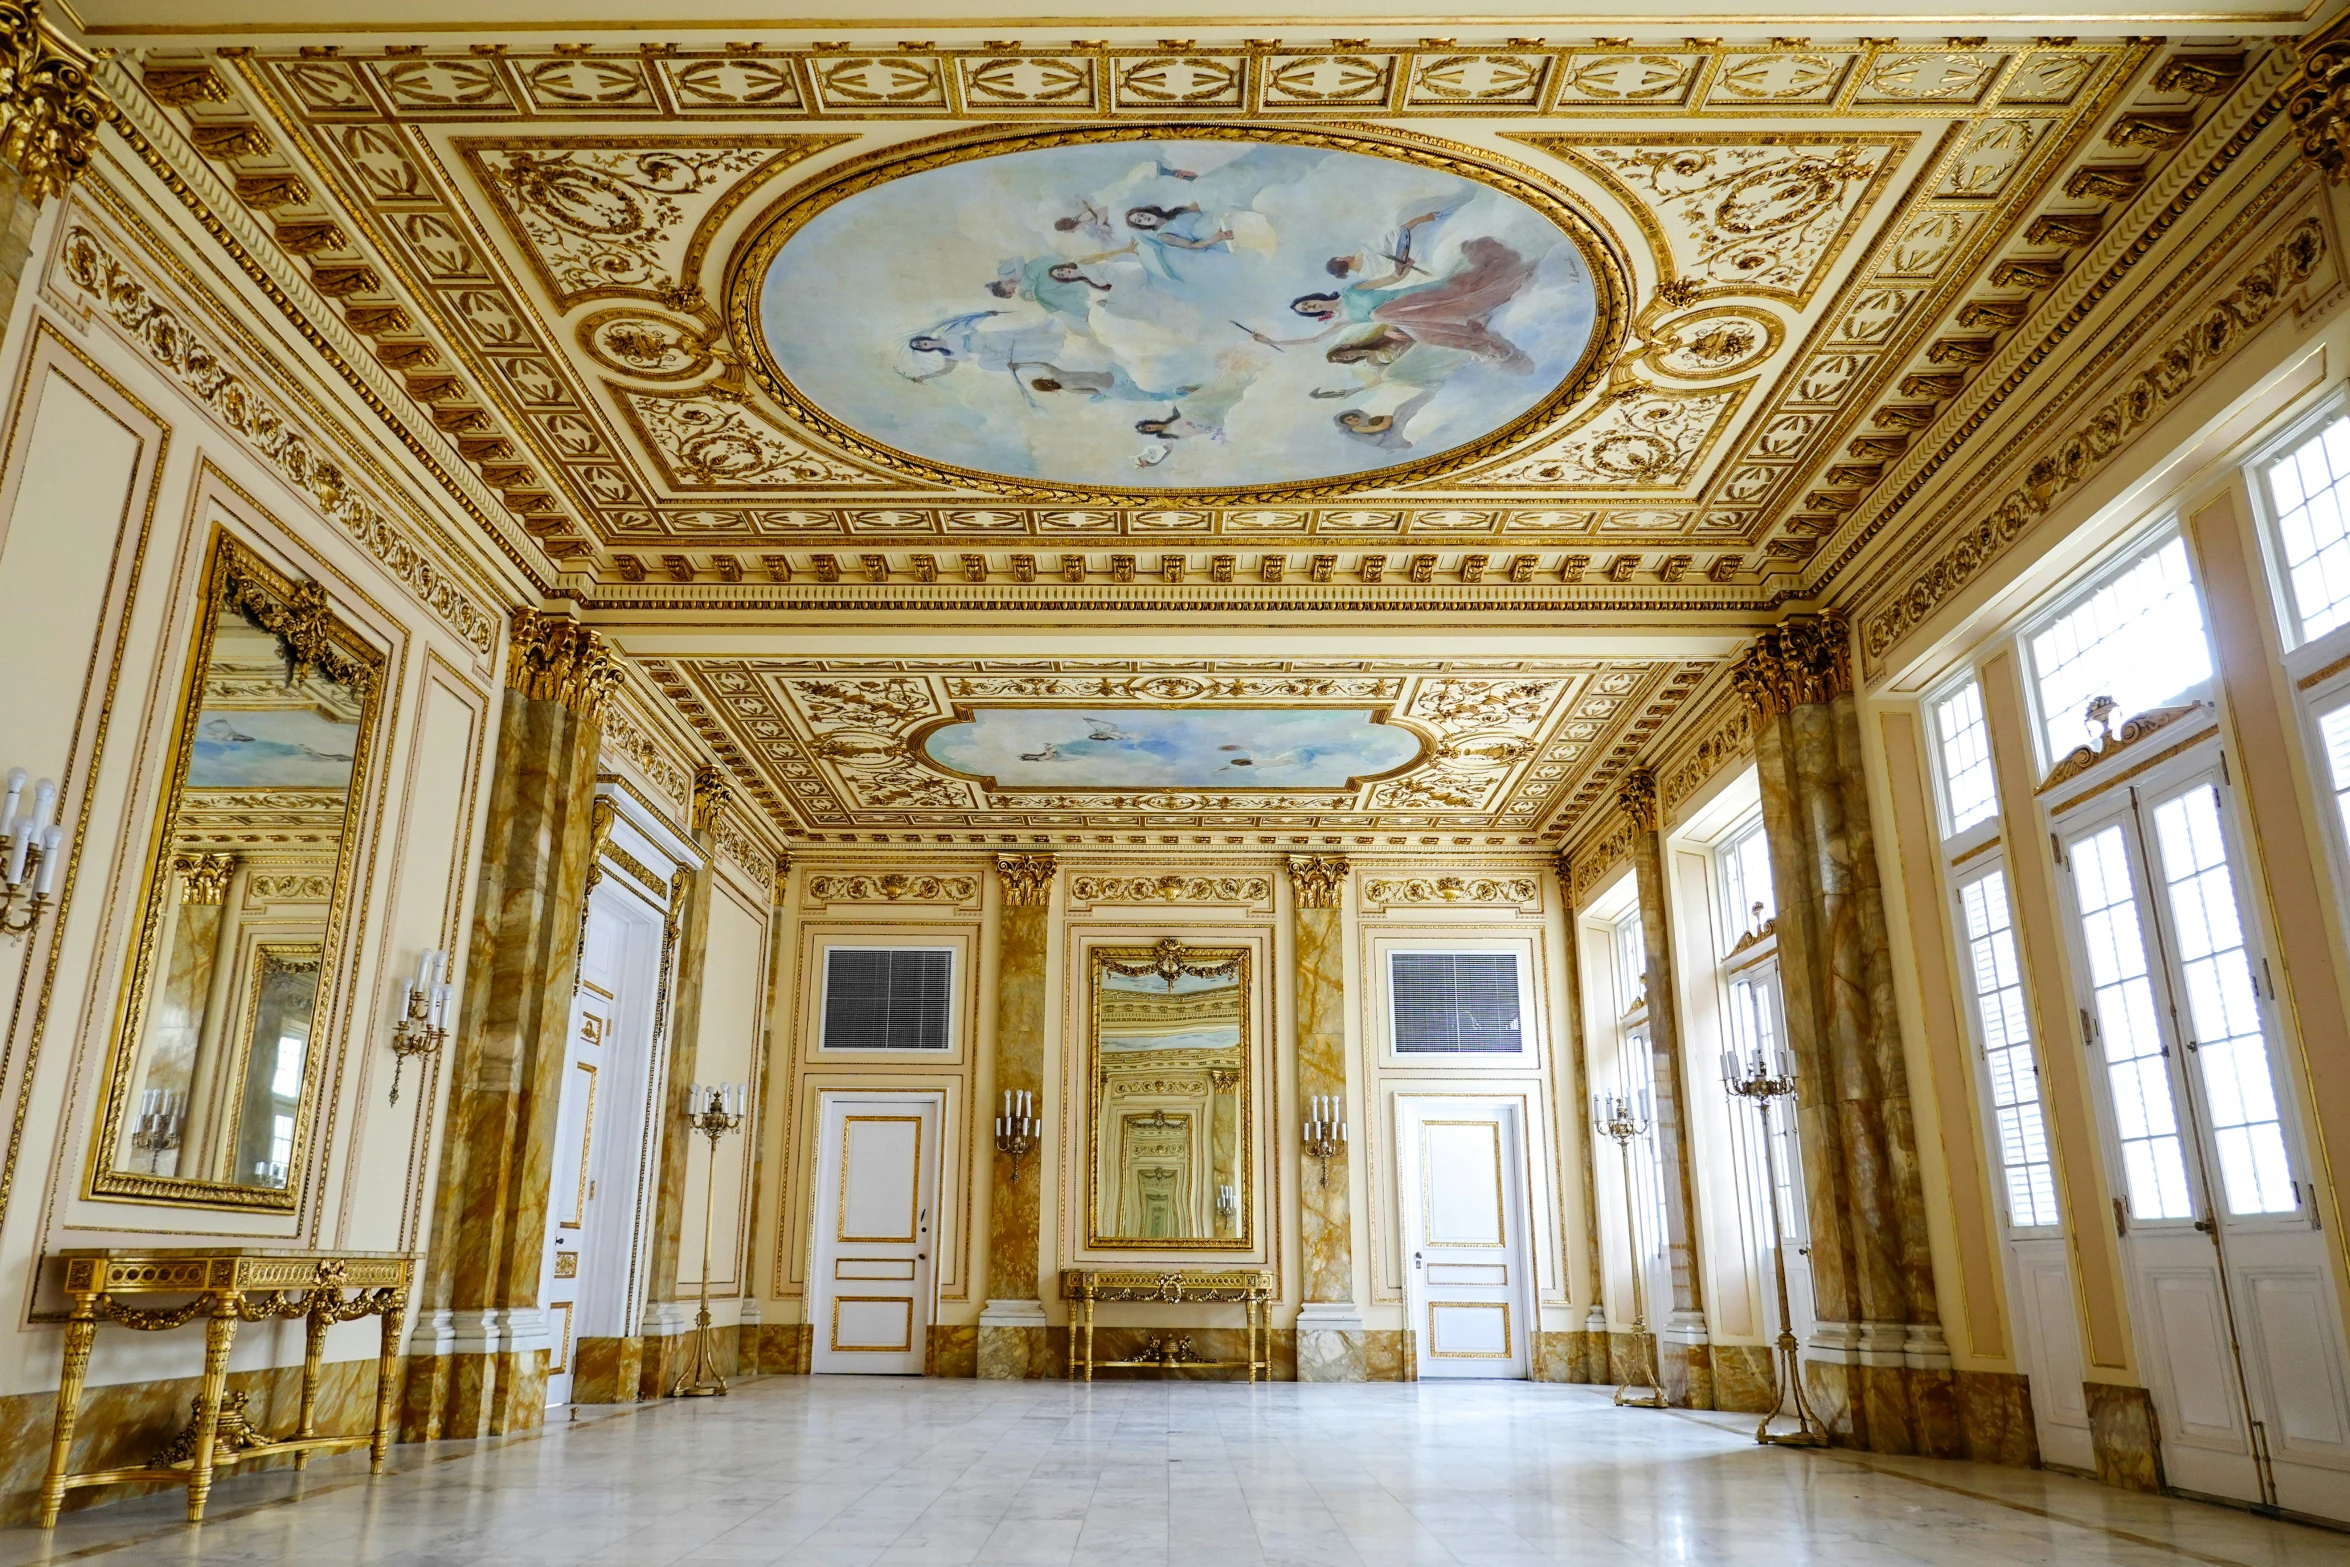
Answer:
[97,21,2264,619]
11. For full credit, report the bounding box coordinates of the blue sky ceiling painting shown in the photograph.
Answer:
[918,707,1425,790]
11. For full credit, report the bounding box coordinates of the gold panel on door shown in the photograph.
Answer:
[1420,1121,1506,1248]
[838,1116,923,1243]
[562,1060,598,1230]
[1426,1301,1513,1359]
[831,1296,916,1353]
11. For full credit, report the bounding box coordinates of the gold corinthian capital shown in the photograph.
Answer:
[994,852,1057,907]
[1284,854,1350,910]
[0,3,104,203]
[1729,611,1853,720]
[506,607,620,717]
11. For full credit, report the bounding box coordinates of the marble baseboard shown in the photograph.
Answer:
[1604,1331,1659,1391]
[1660,1338,1716,1410]
[1366,1329,1416,1382]
[572,1336,642,1405]
[2086,1381,2164,1492]
[1955,1369,2038,1468]
[978,1322,1053,1380]
[402,1349,547,1441]
[930,1324,979,1378]
[1297,1326,1366,1383]
[758,1323,812,1375]
[1,1357,395,1524]
[1530,1329,1577,1383]
[1712,1343,1776,1414]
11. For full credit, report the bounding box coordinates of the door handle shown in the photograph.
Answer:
[2194,1217,2216,1235]
[1413,1250,1423,1270]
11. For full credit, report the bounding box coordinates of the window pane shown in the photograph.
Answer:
[2030,537,2212,761]
[1934,680,2000,836]
[1719,820,1775,941]
[1957,868,2062,1228]
[1615,912,1646,1012]
[2148,788,2298,1215]
[2266,414,2350,639]
[2066,825,2196,1221]
[2318,701,2350,860]
[1390,953,1523,1053]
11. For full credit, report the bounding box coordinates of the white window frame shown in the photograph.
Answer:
[2244,388,2350,657]
[1925,673,2002,851]
[815,943,960,1054]
[2019,524,2216,772]
[1381,944,1537,1063]
[1947,851,2063,1235]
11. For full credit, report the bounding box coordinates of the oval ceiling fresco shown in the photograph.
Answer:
[752,135,1606,494]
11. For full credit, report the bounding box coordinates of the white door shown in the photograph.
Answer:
[810,1091,940,1376]
[2056,759,2350,1515]
[540,960,614,1405]
[1397,1096,1534,1379]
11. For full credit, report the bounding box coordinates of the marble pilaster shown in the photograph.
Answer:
[980,854,1054,1378]
[1618,773,1711,1409]
[1554,856,1608,1384]
[2086,1381,2165,1492]
[1287,854,1361,1382]
[1733,614,1952,1457]
[405,609,616,1438]
[639,766,726,1370]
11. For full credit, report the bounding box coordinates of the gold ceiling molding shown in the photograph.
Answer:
[720,121,1632,506]
[1359,873,1540,909]
[710,811,777,885]
[616,389,901,491]
[598,696,694,817]
[54,223,503,656]
[1569,813,1638,895]
[1284,853,1350,909]
[2289,12,2350,183]
[1859,212,2329,669]
[1658,693,1756,819]
[995,852,1057,906]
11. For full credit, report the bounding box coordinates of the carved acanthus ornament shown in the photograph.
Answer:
[1284,854,1350,910]
[994,852,1056,907]
[1729,614,1853,719]
[1362,874,1539,908]
[507,609,620,717]
[2291,15,2350,183]
[173,853,236,905]
[1099,937,1242,987]
[2038,702,2207,793]
[1069,874,1270,906]
[0,3,103,202]
[690,763,735,833]
[1615,768,1660,833]
[806,871,977,904]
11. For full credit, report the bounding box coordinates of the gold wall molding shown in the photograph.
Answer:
[994,853,1056,907]
[710,812,775,886]
[804,871,978,905]
[1860,214,2329,667]
[598,693,695,818]
[1359,873,1538,909]
[1066,873,1271,907]
[1658,696,1755,819]
[1284,853,1350,909]
[0,1,104,201]
[506,607,619,716]
[54,223,501,655]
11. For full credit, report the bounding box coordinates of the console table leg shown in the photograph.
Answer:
[295,1309,329,1471]
[187,1301,240,1523]
[371,1302,404,1474]
[38,1305,98,1528]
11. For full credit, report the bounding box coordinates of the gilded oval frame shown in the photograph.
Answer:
[724,122,1633,505]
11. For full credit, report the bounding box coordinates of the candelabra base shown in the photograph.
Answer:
[1755,1330,1829,1447]
[667,1306,730,1399]
[1612,1328,1666,1409]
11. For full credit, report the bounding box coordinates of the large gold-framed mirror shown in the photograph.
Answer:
[91,532,382,1209]
[1087,939,1252,1250]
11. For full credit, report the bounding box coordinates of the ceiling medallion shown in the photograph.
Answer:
[726,125,1629,503]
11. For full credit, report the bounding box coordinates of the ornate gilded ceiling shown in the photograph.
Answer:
[109,29,2265,614]
[645,657,1708,843]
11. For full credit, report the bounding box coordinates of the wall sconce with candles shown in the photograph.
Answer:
[994,1089,1039,1182]
[0,768,66,938]
[1302,1093,1346,1186]
[386,949,452,1104]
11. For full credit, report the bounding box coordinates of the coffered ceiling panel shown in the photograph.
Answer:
[114,28,2262,611]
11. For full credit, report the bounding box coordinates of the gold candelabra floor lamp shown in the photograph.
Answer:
[671,1082,746,1398]
[1722,1043,1829,1447]
[1594,1088,1665,1409]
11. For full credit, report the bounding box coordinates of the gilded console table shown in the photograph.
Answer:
[1062,1268,1275,1383]
[39,1248,412,1527]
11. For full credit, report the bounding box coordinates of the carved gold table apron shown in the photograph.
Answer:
[39,1248,413,1527]
[1062,1268,1275,1382]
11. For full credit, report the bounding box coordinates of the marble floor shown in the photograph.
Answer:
[8,1378,2348,1567]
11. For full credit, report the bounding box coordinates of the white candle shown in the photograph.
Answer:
[33,826,62,895]
[397,977,415,1018]
[4,816,30,886]
[1,768,23,826]
[30,778,55,829]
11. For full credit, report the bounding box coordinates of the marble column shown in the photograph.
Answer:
[1732,613,1956,1456]
[1618,772,1713,1409]
[1287,853,1364,1382]
[638,765,726,1397]
[979,853,1055,1378]
[1554,854,1609,1384]
[405,608,617,1439]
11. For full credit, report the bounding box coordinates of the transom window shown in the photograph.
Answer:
[1718,818,1775,944]
[820,947,953,1051]
[1388,952,1524,1054]
[2262,412,2350,642]
[1933,679,1999,837]
[1612,909,1647,1015]
[1956,868,2060,1229]
[2028,536,2212,764]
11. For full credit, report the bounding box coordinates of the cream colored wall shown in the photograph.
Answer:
[0,173,520,1405]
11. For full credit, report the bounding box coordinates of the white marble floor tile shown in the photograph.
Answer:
[5,1380,2349,1567]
